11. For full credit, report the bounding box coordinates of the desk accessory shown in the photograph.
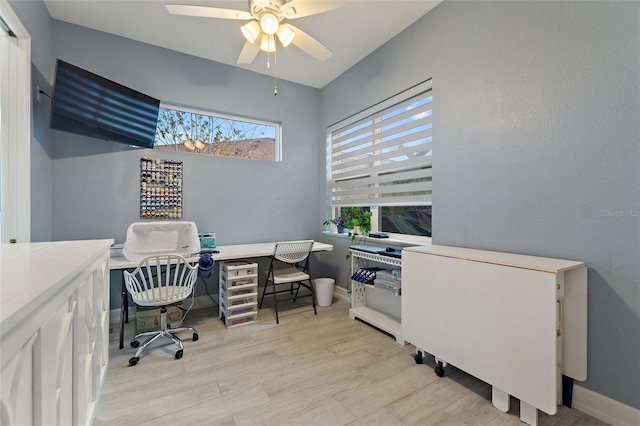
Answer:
[199,232,217,249]
[368,232,389,238]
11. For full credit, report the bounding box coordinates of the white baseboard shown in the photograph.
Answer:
[110,288,351,323]
[184,294,219,310]
[334,285,350,302]
[573,384,640,426]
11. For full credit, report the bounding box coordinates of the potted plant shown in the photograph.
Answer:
[347,211,372,242]
[323,217,347,234]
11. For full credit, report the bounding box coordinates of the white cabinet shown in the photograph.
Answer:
[402,244,587,426]
[219,260,258,327]
[348,247,404,344]
[73,260,110,425]
[0,239,112,426]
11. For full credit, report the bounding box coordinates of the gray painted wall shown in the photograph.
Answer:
[50,21,324,245]
[30,65,53,241]
[49,21,325,307]
[321,0,639,410]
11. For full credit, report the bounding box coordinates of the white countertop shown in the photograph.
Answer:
[0,239,114,331]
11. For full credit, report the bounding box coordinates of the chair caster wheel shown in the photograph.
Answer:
[435,364,445,377]
[175,349,183,360]
[414,354,423,364]
[130,340,140,348]
[192,333,199,342]
[128,357,139,366]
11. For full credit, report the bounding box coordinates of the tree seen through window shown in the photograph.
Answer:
[154,105,280,161]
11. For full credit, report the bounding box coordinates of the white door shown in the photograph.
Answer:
[0,0,30,244]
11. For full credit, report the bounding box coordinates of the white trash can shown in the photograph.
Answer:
[314,278,335,307]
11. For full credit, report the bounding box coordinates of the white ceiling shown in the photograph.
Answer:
[42,0,441,88]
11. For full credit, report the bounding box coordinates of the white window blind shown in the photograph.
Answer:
[328,80,432,207]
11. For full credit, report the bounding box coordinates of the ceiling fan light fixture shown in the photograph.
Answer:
[260,34,276,52]
[194,140,206,150]
[276,25,295,47]
[183,140,196,150]
[259,12,279,35]
[241,20,261,44]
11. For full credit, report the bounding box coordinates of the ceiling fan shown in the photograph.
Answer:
[165,0,345,65]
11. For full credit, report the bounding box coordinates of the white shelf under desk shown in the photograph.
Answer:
[348,247,404,344]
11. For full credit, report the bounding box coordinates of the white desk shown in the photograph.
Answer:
[111,241,333,348]
[109,241,333,270]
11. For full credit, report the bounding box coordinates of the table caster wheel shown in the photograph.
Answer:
[175,349,183,360]
[192,333,199,342]
[435,362,445,377]
[130,340,140,348]
[414,354,423,364]
[128,357,139,366]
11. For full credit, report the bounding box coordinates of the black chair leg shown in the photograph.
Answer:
[293,282,300,302]
[309,279,317,315]
[271,281,279,324]
[259,273,270,309]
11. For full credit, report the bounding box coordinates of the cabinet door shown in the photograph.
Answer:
[1,334,38,425]
[34,294,76,425]
[93,260,110,397]
[74,274,95,426]
[73,258,110,426]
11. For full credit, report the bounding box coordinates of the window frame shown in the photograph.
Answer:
[326,79,433,244]
[154,102,282,162]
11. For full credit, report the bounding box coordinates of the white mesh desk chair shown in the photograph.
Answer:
[258,240,317,324]
[124,254,198,366]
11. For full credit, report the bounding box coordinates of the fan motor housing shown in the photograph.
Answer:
[250,0,287,21]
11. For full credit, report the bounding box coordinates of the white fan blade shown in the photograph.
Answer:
[284,23,332,61]
[165,4,252,20]
[238,41,261,64]
[280,1,346,19]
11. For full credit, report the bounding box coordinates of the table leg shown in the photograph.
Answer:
[492,386,510,412]
[120,277,127,349]
[520,401,538,426]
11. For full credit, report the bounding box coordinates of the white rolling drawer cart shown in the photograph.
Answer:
[219,260,258,327]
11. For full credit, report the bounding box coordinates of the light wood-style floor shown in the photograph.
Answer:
[95,298,608,426]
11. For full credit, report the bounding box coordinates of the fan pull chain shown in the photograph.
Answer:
[274,46,278,96]
[263,36,278,95]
